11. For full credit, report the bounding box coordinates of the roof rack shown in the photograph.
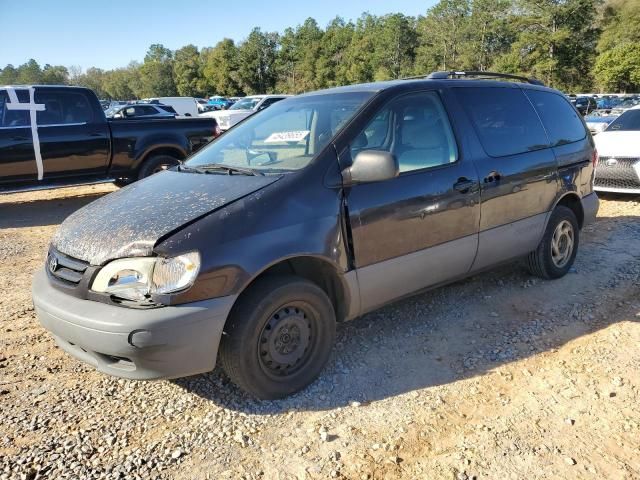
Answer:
[425,71,545,86]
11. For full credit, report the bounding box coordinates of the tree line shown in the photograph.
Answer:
[2,0,639,99]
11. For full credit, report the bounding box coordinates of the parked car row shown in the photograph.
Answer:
[199,94,291,130]
[593,105,640,194]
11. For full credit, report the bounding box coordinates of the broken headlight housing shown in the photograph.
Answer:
[91,252,200,302]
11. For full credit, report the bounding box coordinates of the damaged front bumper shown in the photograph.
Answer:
[32,269,235,380]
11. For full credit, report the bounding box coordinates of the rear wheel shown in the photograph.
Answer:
[527,206,579,279]
[138,154,181,180]
[219,275,336,400]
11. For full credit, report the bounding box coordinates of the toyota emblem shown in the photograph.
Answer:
[48,255,58,273]
[605,158,618,167]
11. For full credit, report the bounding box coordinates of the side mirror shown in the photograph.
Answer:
[342,150,399,184]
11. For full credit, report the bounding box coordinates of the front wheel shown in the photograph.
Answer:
[219,275,336,400]
[527,206,579,279]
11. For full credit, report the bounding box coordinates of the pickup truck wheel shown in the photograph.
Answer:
[138,154,181,179]
[219,275,336,400]
[527,206,579,279]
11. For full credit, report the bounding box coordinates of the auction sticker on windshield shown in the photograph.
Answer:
[264,130,310,143]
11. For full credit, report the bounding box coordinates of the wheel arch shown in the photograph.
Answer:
[553,192,585,228]
[229,255,354,324]
[134,144,187,172]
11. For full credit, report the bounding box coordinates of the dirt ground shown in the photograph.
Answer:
[0,184,639,480]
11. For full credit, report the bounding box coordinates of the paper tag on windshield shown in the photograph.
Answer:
[264,130,310,143]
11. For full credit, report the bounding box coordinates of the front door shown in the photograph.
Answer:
[342,91,481,313]
[0,88,38,184]
[34,87,110,180]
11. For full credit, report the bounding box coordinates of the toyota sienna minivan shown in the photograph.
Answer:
[33,71,599,399]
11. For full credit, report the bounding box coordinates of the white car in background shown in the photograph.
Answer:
[200,95,291,131]
[143,97,199,118]
[593,105,640,193]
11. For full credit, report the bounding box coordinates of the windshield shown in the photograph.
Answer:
[606,110,640,131]
[186,91,374,172]
[229,97,262,110]
[104,106,121,117]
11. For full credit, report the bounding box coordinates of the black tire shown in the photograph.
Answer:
[113,178,132,188]
[219,275,336,400]
[527,206,579,279]
[138,154,181,180]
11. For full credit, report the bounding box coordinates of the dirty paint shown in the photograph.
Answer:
[52,170,280,265]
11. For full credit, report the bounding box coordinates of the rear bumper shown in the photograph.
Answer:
[32,269,235,380]
[581,192,599,226]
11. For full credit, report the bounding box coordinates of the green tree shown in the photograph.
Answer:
[344,14,378,83]
[16,59,43,84]
[103,63,142,100]
[594,43,640,92]
[201,39,241,96]
[316,17,355,88]
[74,67,107,98]
[372,14,417,80]
[493,0,599,90]
[173,44,202,96]
[0,64,18,84]
[41,64,69,84]
[416,0,470,73]
[597,0,640,53]
[238,28,279,94]
[276,18,324,93]
[139,44,177,97]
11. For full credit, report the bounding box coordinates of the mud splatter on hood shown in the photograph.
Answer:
[52,170,280,265]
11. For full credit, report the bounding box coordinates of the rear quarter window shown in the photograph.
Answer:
[525,90,586,146]
[455,87,549,157]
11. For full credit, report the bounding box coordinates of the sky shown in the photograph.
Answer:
[1,0,433,71]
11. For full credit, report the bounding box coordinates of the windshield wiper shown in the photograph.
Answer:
[179,164,263,176]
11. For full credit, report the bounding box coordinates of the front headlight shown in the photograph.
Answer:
[91,252,200,302]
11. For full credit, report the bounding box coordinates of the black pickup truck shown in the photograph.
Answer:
[0,85,218,192]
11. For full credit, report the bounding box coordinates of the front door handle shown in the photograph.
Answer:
[453,177,476,193]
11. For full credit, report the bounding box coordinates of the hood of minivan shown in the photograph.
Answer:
[52,170,280,265]
[594,131,640,157]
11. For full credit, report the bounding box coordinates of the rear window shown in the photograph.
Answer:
[158,105,177,114]
[525,90,586,146]
[456,87,549,157]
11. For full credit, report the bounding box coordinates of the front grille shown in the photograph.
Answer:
[47,249,89,286]
[595,157,640,190]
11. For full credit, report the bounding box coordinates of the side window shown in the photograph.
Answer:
[259,97,284,110]
[140,106,158,116]
[351,92,458,173]
[0,89,30,127]
[35,91,93,125]
[455,87,549,157]
[525,90,586,146]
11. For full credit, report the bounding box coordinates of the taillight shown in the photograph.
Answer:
[214,124,222,137]
[592,149,599,167]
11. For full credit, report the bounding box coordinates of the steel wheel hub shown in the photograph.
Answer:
[259,306,312,376]
[551,220,574,268]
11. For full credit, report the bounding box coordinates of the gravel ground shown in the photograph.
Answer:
[0,185,639,480]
